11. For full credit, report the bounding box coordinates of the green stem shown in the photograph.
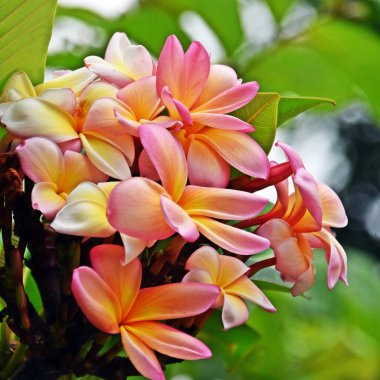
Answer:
[0,343,27,380]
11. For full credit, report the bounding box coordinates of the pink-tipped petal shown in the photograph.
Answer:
[222,294,249,330]
[161,86,192,125]
[16,137,64,184]
[90,245,141,318]
[276,141,305,172]
[257,219,294,250]
[226,276,276,311]
[218,256,249,287]
[193,216,270,255]
[139,125,187,201]
[160,195,199,242]
[187,139,230,188]
[291,264,316,297]
[185,246,221,283]
[104,32,132,64]
[120,327,164,380]
[179,185,267,220]
[32,182,66,219]
[182,269,214,285]
[138,148,160,182]
[114,107,140,136]
[197,128,270,179]
[80,133,131,179]
[127,321,212,360]
[72,267,121,333]
[191,113,254,132]
[107,178,174,241]
[121,45,154,81]
[126,283,219,323]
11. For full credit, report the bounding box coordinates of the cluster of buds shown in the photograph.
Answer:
[0,33,347,379]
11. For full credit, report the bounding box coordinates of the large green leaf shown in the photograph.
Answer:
[0,0,57,92]
[233,92,280,154]
[278,96,336,126]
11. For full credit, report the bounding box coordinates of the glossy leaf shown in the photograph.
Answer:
[0,0,57,92]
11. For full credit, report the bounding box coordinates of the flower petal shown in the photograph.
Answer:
[72,267,121,333]
[222,294,248,330]
[1,71,36,100]
[291,264,315,297]
[257,219,293,250]
[3,98,77,142]
[32,182,66,219]
[80,133,131,179]
[161,86,192,125]
[38,88,77,115]
[127,321,211,360]
[187,139,230,188]
[160,195,199,242]
[182,269,214,285]
[185,246,220,283]
[192,216,270,255]
[107,178,174,241]
[126,282,219,323]
[179,185,267,220]
[218,256,249,287]
[120,327,164,380]
[196,128,270,179]
[90,245,141,319]
[191,113,253,132]
[139,125,187,201]
[105,32,132,65]
[138,148,160,181]
[120,234,150,265]
[319,182,348,227]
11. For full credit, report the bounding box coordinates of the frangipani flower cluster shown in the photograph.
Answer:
[0,32,348,380]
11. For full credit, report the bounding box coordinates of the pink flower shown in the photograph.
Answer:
[85,32,155,87]
[150,35,270,187]
[72,244,219,380]
[257,142,348,295]
[183,246,276,329]
[107,126,269,255]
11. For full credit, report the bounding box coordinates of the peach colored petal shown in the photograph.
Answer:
[107,178,174,241]
[191,113,254,132]
[226,276,276,311]
[80,133,131,179]
[120,327,164,380]
[197,128,270,179]
[138,148,160,182]
[32,182,66,219]
[179,185,267,220]
[291,264,315,296]
[218,256,249,287]
[222,294,248,330]
[3,98,77,142]
[139,125,187,201]
[257,219,294,250]
[160,195,199,242]
[120,234,151,265]
[192,216,270,255]
[125,283,219,323]
[187,139,230,188]
[90,245,141,319]
[72,267,121,333]
[121,45,155,81]
[39,88,77,115]
[182,268,214,285]
[16,137,64,185]
[127,321,212,360]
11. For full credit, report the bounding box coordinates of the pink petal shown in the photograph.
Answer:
[138,148,160,182]
[139,125,187,201]
[161,86,192,125]
[125,282,219,323]
[291,264,315,297]
[121,45,154,81]
[192,82,259,114]
[179,185,267,220]
[107,178,174,241]
[120,327,164,380]
[185,246,221,283]
[191,113,254,132]
[16,137,64,184]
[114,108,140,137]
[197,128,270,179]
[39,88,77,115]
[187,139,230,188]
[276,141,305,172]
[226,276,276,311]
[127,321,211,360]
[160,195,199,242]
[3,98,77,142]
[182,269,214,285]
[90,245,141,319]
[72,267,121,333]
[32,182,66,219]
[257,219,293,250]
[79,133,131,179]
[222,294,248,330]
[192,216,270,255]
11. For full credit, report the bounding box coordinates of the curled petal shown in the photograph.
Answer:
[276,141,304,172]
[222,294,248,330]
[127,321,212,360]
[1,71,36,100]
[193,216,270,255]
[66,181,108,204]
[182,269,214,285]
[32,182,65,219]
[257,219,294,250]
[72,267,121,334]
[161,86,192,125]
[319,182,348,227]
[39,88,77,115]
[291,264,315,297]
[120,234,151,265]
[191,113,254,132]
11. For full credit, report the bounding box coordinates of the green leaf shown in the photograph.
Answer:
[265,0,295,23]
[278,96,336,126]
[0,0,57,92]
[233,92,280,154]
[23,267,43,313]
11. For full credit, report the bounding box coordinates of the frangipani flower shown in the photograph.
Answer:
[16,137,107,219]
[107,126,270,255]
[85,32,155,88]
[51,181,153,264]
[257,142,348,295]
[183,246,276,330]
[154,35,270,187]
[2,82,135,179]
[72,244,219,380]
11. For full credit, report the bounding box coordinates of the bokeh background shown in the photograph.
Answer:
[49,0,380,379]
